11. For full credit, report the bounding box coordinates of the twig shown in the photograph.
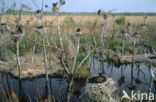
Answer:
[72,38,80,73]
[59,55,71,75]
[28,38,61,51]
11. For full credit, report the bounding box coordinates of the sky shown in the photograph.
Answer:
[1,0,156,13]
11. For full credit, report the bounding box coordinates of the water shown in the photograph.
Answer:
[90,57,156,95]
[0,73,89,102]
[1,58,156,102]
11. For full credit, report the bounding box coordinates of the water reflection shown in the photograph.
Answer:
[0,58,155,101]
[90,59,156,97]
[0,73,88,102]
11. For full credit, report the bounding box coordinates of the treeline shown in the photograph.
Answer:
[4,10,156,16]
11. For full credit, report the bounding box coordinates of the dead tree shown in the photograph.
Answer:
[32,0,49,84]
[0,0,5,26]
[11,25,24,80]
[51,1,97,102]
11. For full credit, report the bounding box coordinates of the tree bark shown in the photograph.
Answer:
[42,36,48,82]
[16,41,21,79]
[65,76,74,102]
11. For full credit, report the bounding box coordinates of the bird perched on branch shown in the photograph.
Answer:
[75,28,82,36]
[132,32,140,38]
[97,9,116,20]
[121,30,130,40]
[98,9,101,15]
[140,24,146,29]
[35,9,42,19]
[52,2,59,13]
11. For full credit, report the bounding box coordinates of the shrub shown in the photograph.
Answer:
[0,46,13,61]
[75,65,90,79]
[115,16,125,25]
[8,39,33,56]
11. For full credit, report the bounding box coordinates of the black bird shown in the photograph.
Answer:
[11,25,24,42]
[121,30,125,35]
[52,2,59,12]
[35,10,42,19]
[140,24,146,29]
[35,10,41,14]
[127,22,131,26]
[132,32,140,38]
[75,28,82,36]
[1,23,7,26]
[88,73,106,83]
[103,14,107,20]
[76,28,80,32]
[53,2,58,7]
[98,9,101,15]
[16,25,23,33]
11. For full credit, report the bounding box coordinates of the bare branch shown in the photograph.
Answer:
[72,38,80,73]
[57,13,63,50]
[28,38,61,51]
[90,17,99,47]
[75,48,95,73]
[59,55,71,75]
[64,32,76,51]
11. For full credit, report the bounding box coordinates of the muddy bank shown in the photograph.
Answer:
[0,55,64,80]
[118,54,141,63]
[95,49,142,63]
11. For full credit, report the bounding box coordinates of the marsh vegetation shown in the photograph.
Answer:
[0,0,156,102]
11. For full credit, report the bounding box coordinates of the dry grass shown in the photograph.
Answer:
[2,15,156,24]
[1,15,156,37]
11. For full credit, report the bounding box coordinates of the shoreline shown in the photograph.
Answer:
[0,54,142,80]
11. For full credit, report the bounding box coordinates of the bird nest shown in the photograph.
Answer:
[33,26,48,36]
[0,23,10,33]
[86,78,117,102]
[10,32,24,42]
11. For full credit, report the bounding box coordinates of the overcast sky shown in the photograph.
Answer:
[1,0,156,13]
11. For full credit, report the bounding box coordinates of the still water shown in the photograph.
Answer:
[0,58,156,102]
[90,57,156,95]
[0,74,89,102]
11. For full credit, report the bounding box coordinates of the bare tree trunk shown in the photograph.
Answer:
[147,65,154,102]
[122,39,125,55]
[65,76,73,102]
[16,41,23,101]
[42,36,48,82]
[57,13,63,50]
[16,41,21,79]
[32,34,38,63]
[0,0,5,26]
